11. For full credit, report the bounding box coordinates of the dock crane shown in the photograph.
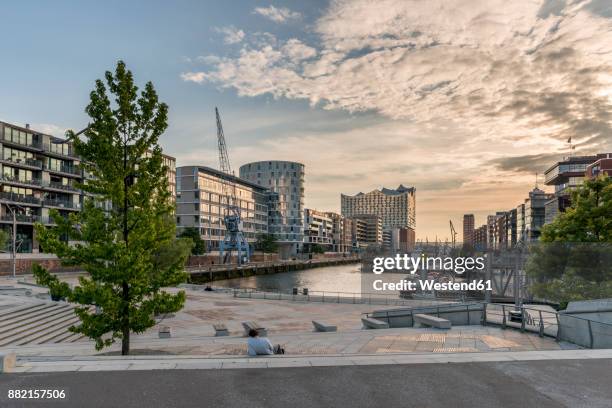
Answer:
[449,220,458,248]
[216,107,250,265]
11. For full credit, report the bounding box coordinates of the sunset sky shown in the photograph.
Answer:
[1,0,611,240]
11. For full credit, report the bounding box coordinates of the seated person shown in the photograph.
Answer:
[247,329,284,356]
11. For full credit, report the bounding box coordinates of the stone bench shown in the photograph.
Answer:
[158,326,172,338]
[242,321,267,337]
[213,323,229,337]
[312,320,337,332]
[361,317,390,329]
[413,314,451,329]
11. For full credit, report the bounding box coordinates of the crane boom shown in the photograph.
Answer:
[215,107,249,265]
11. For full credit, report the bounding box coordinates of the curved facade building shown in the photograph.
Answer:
[239,161,304,258]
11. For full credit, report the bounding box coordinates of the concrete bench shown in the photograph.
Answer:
[312,320,337,332]
[158,326,172,338]
[413,314,451,329]
[0,352,16,373]
[242,321,267,337]
[213,323,229,337]
[361,317,390,329]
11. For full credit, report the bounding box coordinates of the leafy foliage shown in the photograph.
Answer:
[255,233,278,253]
[34,61,189,354]
[527,176,612,304]
[179,227,206,255]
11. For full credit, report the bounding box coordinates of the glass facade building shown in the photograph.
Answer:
[239,161,305,257]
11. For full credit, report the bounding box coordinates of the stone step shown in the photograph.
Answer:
[22,316,82,345]
[0,309,77,346]
[0,303,54,322]
[0,304,73,333]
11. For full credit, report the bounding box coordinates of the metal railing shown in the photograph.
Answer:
[0,157,43,169]
[43,199,81,210]
[0,191,41,205]
[228,286,447,307]
[1,135,42,149]
[43,163,82,176]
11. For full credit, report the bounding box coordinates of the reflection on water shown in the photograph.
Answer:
[214,264,365,293]
[213,263,409,296]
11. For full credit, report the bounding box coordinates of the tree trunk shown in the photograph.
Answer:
[121,281,130,355]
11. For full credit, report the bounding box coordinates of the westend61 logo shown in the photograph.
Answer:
[372,254,485,274]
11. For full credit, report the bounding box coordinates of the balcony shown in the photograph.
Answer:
[0,175,44,188]
[1,135,43,151]
[43,163,82,177]
[43,199,81,210]
[44,181,80,193]
[42,142,78,159]
[0,191,42,206]
[0,213,41,224]
[0,157,43,170]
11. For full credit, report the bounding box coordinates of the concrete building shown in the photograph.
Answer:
[586,154,612,179]
[473,224,488,251]
[0,121,86,253]
[341,185,416,231]
[350,214,383,248]
[523,187,553,242]
[505,208,518,248]
[544,154,603,224]
[303,208,333,252]
[325,212,352,253]
[240,161,304,258]
[176,166,268,251]
[463,214,475,245]
[390,227,416,253]
[516,203,526,244]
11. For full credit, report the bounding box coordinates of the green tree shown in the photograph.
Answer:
[255,233,278,253]
[311,244,325,254]
[179,227,206,255]
[0,229,9,252]
[33,61,189,355]
[526,176,612,304]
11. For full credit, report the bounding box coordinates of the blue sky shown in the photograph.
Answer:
[1,0,611,239]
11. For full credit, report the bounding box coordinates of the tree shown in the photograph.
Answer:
[33,61,189,355]
[526,176,612,304]
[311,244,325,254]
[255,233,278,253]
[179,227,206,255]
[0,229,9,252]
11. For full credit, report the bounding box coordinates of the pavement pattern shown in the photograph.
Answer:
[2,355,612,407]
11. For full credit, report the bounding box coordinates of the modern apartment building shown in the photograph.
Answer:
[176,166,268,251]
[586,153,612,179]
[463,214,475,245]
[240,161,304,258]
[523,187,553,242]
[303,208,333,252]
[350,214,383,248]
[544,154,601,224]
[390,227,416,253]
[341,185,416,231]
[0,121,85,253]
[473,224,488,251]
[325,212,352,253]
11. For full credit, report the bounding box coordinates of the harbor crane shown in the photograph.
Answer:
[216,107,250,265]
[449,220,457,248]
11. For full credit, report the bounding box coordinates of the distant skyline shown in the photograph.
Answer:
[1,0,611,240]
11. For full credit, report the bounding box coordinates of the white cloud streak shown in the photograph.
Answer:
[253,5,301,23]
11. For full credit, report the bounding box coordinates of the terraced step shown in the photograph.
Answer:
[0,304,72,333]
[15,315,82,346]
[0,303,55,322]
[0,308,77,346]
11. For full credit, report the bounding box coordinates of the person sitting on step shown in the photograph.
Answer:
[247,329,285,356]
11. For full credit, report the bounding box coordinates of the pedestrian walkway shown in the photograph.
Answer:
[10,348,612,373]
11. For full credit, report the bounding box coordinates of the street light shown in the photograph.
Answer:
[6,204,25,279]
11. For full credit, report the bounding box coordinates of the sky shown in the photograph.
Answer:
[1,0,611,241]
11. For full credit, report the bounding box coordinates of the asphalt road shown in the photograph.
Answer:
[1,359,611,408]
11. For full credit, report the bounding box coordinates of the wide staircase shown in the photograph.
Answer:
[0,301,85,347]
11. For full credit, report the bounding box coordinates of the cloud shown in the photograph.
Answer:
[253,5,301,23]
[179,0,612,238]
[213,26,245,44]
